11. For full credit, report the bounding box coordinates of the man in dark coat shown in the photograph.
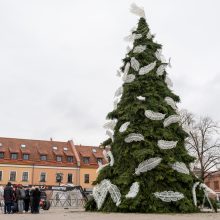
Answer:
[3,182,13,214]
[24,187,30,212]
[32,187,41,214]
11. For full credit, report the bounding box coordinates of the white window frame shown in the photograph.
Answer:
[22,171,29,182]
[9,171,17,181]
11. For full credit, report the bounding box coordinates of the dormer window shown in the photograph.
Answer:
[63,147,68,151]
[67,156,73,162]
[40,155,47,161]
[11,153,18,160]
[52,146,57,150]
[0,152,4,159]
[97,158,103,164]
[56,156,62,162]
[21,144,26,148]
[83,157,90,164]
[23,154,29,160]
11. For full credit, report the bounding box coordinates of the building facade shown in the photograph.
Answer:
[0,137,105,190]
[205,171,220,200]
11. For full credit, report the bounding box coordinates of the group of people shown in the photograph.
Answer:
[3,182,41,214]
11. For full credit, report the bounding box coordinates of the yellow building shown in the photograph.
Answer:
[0,137,105,191]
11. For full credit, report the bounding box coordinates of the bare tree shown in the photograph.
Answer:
[180,109,220,181]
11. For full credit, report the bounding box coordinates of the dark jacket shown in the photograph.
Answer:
[3,186,13,202]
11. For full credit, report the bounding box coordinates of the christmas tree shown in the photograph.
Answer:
[86,4,201,213]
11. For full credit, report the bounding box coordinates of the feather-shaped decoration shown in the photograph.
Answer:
[130,57,140,71]
[93,179,111,209]
[133,45,146,53]
[165,76,173,87]
[164,97,177,110]
[157,140,178,150]
[135,157,162,175]
[119,122,130,133]
[102,149,108,161]
[156,64,166,76]
[114,86,123,97]
[123,74,135,83]
[171,162,190,175]
[130,3,145,18]
[106,130,114,141]
[108,183,121,206]
[134,33,142,39]
[123,62,130,76]
[163,115,180,127]
[145,110,166,120]
[96,163,109,173]
[125,133,144,143]
[125,182,139,198]
[137,96,145,101]
[146,31,152,39]
[107,151,114,166]
[155,49,166,63]
[154,191,184,202]
[139,61,156,75]
[113,98,119,110]
[103,119,117,131]
[116,70,122,77]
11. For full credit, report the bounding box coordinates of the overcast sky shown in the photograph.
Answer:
[0,0,220,146]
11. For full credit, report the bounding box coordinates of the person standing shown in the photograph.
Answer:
[24,187,30,213]
[3,182,13,214]
[30,186,35,213]
[17,185,25,213]
[32,187,41,214]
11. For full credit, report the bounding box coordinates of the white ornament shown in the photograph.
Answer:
[163,115,180,127]
[171,162,190,175]
[119,122,130,133]
[108,183,121,206]
[155,49,166,63]
[145,110,166,120]
[113,98,120,110]
[156,64,166,76]
[157,140,178,150]
[135,157,162,175]
[192,182,200,206]
[154,191,184,202]
[130,3,146,18]
[103,119,117,131]
[123,74,135,83]
[134,33,142,39]
[146,31,152,39]
[125,133,144,143]
[130,57,140,71]
[114,87,123,97]
[123,62,130,76]
[106,130,114,141]
[164,97,177,110]
[133,45,146,53]
[165,76,173,87]
[96,163,109,173]
[137,96,145,101]
[125,182,139,198]
[102,149,108,161]
[107,151,114,166]
[139,61,156,75]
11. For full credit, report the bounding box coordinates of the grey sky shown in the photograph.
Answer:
[0,0,220,146]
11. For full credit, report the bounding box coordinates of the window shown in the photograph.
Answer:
[40,172,46,182]
[97,158,103,164]
[23,154,29,160]
[0,152,4,159]
[67,156,73,163]
[21,144,26,148]
[22,172,29,182]
[56,156,62,162]
[0,171,2,181]
[10,171,16,181]
[11,153,18,160]
[67,173,73,183]
[56,173,63,183]
[84,174,89,183]
[83,157,90,164]
[40,155,47,161]
[214,181,219,190]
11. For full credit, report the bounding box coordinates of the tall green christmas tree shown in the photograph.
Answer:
[86,4,202,213]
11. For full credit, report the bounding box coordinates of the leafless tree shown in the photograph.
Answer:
[180,109,220,181]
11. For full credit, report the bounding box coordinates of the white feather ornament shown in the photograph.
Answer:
[165,76,173,87]
[130,57,140,71]
[134,33,142,39]
[171,162,190,175]
[125,182,140,198]
[125,133,144,143]
[157,140,178,150]
[108,183,121,206]
[130,3,146,18]
[106,130,114,141]
[102,149,108,161]
[96,163,109,173]
[123,62,130,76]
[154,191,184,202]
[163,115,180,127]
[107,151,114,166]
[137,96,145,101]
[139,61,156,75]
[156,64,166,76]
[135,157,162,175]
[146,31,152,39]
[123,74,135,83]
[114,86,123,97]
[133,45,146,53]
[164,97,177,110]
[103,119,117,131]
[113,98,120,110]
[119,122,130,133]
[145,110,166,120]
[155,49,166,63]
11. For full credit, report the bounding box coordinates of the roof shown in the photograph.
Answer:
[0,137,77,167]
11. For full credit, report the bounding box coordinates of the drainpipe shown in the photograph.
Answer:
[32,163,35,186]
